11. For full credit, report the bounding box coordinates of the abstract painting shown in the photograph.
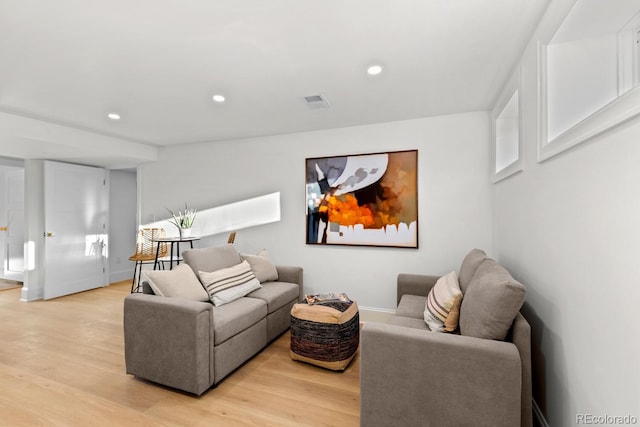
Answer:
[305,150,418,248]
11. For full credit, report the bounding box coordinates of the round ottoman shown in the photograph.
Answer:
[289,301,359,371]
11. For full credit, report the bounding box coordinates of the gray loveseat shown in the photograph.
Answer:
[123,244,303,395]
[360,249,532,427]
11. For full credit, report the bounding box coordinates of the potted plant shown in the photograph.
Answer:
[167,203,197,238]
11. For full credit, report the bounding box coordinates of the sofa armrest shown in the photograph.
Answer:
[510,313,533,427]
[123,293,214,395]
[276,265,304,301]
[360,322,522,427]
[397,273,440,304]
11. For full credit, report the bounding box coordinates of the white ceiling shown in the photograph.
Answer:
[0,0,550,167]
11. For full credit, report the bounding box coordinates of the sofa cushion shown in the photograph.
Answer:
[143,263,209,302]
[388,315,430,330]
[459,259,526,341]
[458,248,488,294]
[212,297,267,345]
[423,270,462,332]
[396,294,427,320]
[199,260,262,306]
[240,249,279,283]
[183,244,241,282]
[246,281,299,314]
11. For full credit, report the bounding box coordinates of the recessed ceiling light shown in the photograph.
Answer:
[107,113,121,120]
[367,65,383,76]
[212,94,226,103]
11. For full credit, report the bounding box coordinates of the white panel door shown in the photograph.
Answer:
[44,161,109,300]
[4,169,25,281]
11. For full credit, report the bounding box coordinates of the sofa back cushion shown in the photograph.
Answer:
[240,249,279,283]
[459,259,526,341]
[183,244,241,283]
[458,248,488,294]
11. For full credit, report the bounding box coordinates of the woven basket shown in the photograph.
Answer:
[290,301,359,371]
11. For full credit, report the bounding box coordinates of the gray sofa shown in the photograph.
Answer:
[360,249,532,427]
[123,244,303,395]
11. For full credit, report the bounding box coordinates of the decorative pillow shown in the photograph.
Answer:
[443,293,463,332]
[423,271,462,332]
[459,259,526,341]
[210,280,262,307]
[240,249,279,283]
[144,263,209,302]
[199,260,262,306]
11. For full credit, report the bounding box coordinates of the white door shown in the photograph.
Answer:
[43,161,109,300]
[3,169,25,281]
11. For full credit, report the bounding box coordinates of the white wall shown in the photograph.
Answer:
[140,111,493,311]
[108,170,137,283]
[493,1,640,424]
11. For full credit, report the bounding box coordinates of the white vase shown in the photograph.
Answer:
[179,227,192,238]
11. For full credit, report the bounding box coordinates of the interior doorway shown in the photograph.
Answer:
[0,158,139,300]
[0,160,25,285]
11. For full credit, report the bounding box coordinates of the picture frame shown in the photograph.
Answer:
[305,149,418,248]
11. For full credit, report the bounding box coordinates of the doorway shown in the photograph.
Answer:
[0,161,25,286]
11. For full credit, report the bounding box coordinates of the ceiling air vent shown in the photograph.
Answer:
[303,94,330,109]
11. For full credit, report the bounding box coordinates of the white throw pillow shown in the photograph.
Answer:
[199,260,262,306]
[144,263,209,302]
[424,270,462,332]
[210,280,262,307]
[240,249,279,283]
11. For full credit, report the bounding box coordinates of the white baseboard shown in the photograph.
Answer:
[359,306,395,323]
[533,399,550,427]
[110,269,133,284]
[20,285,43,302]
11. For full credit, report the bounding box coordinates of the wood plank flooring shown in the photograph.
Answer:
[0,279,22,291]
[0,281,360,426]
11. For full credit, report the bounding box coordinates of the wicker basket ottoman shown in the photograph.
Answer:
[290,301,359,371]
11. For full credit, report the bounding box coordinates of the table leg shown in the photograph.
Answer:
[169,242,175,269]
[153,242,161,270]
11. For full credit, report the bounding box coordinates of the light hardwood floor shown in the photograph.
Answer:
[0,281,360,426]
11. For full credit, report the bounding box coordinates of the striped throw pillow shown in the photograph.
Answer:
[199,260,261,304]
[424,270,463,332]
